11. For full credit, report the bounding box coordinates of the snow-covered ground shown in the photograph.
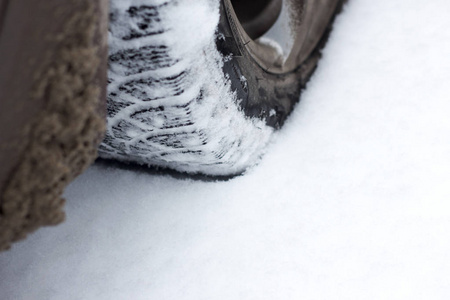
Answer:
[2,0,450,299]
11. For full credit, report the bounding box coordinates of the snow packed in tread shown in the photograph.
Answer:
[100,0,273,175]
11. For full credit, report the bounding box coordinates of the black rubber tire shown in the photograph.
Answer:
[100,0,345,176]
[219,0,345,129]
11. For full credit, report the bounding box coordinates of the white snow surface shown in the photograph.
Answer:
[2,0,450,299]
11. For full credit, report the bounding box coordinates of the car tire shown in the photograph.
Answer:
[100,0,345,176]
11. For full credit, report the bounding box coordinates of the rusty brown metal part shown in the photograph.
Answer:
[227,0,342,74]
[0,0,108,251]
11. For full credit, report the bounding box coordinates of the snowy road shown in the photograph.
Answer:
[2,0,450,299]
